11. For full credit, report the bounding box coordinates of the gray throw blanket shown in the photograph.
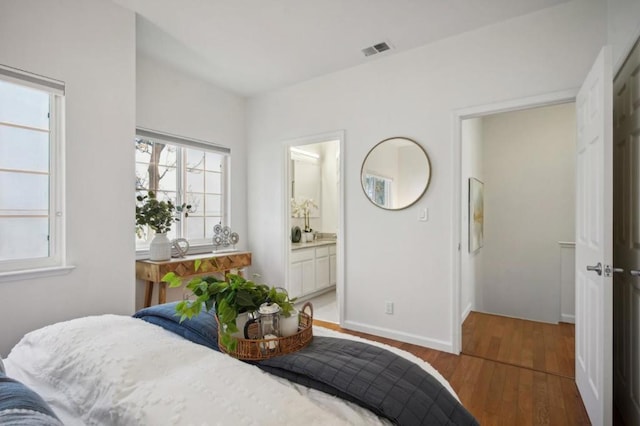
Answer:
[134,304,478,425]
[258,337,478,425]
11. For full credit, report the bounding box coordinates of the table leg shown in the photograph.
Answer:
[144,281,154,308]
[158,282,167,305]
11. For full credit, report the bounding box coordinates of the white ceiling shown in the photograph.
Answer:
[112,0,570,96]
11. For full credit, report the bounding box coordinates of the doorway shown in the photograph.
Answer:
[452,91,578,362]
[283,131,344,325]
[460,102,576,325]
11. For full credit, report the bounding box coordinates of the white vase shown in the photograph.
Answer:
[230,312,250,338]
[281,309,300,337]
[149,232,171,261]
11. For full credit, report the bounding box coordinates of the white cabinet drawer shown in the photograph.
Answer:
[329,244,336,255]
[315,246,329,257]
[291,248,314,263]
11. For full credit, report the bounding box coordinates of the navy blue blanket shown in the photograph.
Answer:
[134,303,478,425]
[133,302,219,351]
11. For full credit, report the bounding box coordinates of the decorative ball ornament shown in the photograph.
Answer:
[212,225,239,252]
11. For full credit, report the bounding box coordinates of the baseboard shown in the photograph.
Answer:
[461,303,473,322]
[342,320,454,354]
[561,313,575,324]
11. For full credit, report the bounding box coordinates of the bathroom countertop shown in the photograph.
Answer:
[291,239,336,250]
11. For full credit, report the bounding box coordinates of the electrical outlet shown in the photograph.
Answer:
[385,301,394,315]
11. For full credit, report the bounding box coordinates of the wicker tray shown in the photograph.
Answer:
[217,302,313,360]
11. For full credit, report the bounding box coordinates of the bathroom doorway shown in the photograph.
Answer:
[284,132,344,324]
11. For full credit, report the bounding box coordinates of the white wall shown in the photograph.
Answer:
[136,54,247,309]
[0,0,136,356]
[247,0,605,352]
[480,103,576,323]
[460,118,483,322]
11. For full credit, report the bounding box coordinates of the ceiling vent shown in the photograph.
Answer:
[361,41,391,57]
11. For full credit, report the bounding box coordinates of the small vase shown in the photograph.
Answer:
[149,232,171,261]
[230,312,250,338]
[281,309,300,337]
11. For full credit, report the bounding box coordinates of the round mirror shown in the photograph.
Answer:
[361,137,431,210]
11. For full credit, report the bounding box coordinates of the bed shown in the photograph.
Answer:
[2,304,478,425]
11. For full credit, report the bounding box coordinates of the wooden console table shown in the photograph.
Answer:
[135,251,252,307]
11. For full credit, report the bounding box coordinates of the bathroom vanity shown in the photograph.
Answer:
[289,239,336,299]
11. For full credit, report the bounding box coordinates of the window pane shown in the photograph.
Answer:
[185,216,204,240]
[205,152,224,171]
[153,190,176,204]
[205,194,222,216]
[186,149,205,170]
[186,169,205,193]
[0,217,48,260]
[0,126,49,172]
[135,163,150,191]
[158,144,177,167]
[157,167,177,192]
[205,171,221,193]
[0,171,48,210]
[0,80,49,129]
[134,138,152,157]
[185,193,203,216]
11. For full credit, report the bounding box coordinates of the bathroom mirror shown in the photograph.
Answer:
[290,147,321,217]
[361,137,431,210]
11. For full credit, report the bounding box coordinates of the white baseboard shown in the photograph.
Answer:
[561,313,575,324]
[461,303,473,322]
[342,320,454,354]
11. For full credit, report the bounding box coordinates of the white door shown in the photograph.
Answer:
[613,38,640,426]
[575,46,613,426]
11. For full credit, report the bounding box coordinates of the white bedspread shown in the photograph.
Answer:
[4,315,456,425]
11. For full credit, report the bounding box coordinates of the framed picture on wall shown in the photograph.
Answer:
[469,177,484,253]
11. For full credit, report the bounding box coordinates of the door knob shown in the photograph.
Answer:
[630,270,640,277]
[587,262,602,275]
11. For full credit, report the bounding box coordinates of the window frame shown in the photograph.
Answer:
[134,127,231,258]
[0,65,71,279]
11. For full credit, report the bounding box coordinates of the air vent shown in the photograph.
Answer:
[361,41,392,57]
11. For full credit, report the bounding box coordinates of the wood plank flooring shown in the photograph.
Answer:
[462,311,575,378]
[314,316,590,425]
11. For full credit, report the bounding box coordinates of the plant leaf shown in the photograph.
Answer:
[163,272,182,288]
[235,290,255,307]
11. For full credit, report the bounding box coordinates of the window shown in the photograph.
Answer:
[0,65,65,274]
[135,128,230,251]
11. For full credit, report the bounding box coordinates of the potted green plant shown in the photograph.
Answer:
[135,191,190,260]
[162,263,296,351]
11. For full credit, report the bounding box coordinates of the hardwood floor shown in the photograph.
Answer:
[314,317,590,425]
[462,311,575,378]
